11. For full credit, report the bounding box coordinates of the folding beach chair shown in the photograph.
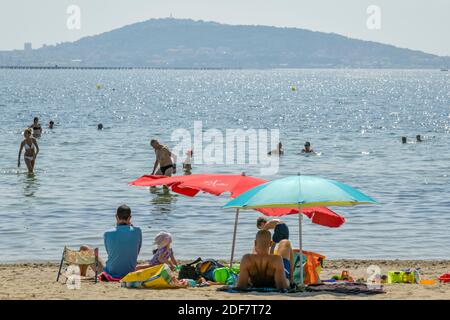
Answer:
[56,246,99,283]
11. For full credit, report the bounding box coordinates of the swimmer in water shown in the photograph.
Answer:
[29,117,42,138]
[268,142,284,156]
[150,139,177,177]
[48,120,54,129]
[97,123,103,130]
[401,136,407,144]
[301,141,315,154]
[18,128,39,174]
[416,135,423,142]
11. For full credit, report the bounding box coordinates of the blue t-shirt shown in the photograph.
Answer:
[103,225,142,278]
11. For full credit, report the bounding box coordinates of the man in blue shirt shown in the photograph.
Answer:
[79,204,142,279]
[103,204,142,278]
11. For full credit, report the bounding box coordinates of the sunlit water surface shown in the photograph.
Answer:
[0,69,449,262]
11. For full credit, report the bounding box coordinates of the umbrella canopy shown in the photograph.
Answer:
[130,174,265,197]
[223,175,377,209]
[129,174,345,228]
[222,175,377,285]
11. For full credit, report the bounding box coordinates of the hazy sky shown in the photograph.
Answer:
[1,0,449,56]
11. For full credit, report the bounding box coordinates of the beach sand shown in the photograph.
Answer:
[0,260,449,300]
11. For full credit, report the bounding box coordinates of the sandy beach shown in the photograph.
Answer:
[1,259,448,300]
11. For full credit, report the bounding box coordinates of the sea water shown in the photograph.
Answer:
[0,69,449,262]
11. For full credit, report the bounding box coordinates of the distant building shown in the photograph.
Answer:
[24,42,32,52]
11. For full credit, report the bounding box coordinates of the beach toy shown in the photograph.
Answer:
[419,279,435,285]
[340,270,353,281]
[438,273,450,283]
[213,267,230,284]
[323,279,337,283]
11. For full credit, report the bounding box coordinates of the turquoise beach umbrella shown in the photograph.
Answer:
[222,175,377,286]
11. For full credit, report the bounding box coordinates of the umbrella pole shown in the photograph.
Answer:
[298,211,304,286]
[229,208,240,269]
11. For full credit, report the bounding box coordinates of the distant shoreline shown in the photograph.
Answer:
[0,66,232,70]
[0,66,447,71]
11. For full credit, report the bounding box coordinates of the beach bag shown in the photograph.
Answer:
[121,264,181,289]
[196,259,224,281]
[178,257,202,280]
[293,250,325,285]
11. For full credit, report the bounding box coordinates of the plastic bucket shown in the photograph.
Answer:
[213,268,231,283]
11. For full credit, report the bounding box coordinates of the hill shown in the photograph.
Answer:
[1,18,448,68]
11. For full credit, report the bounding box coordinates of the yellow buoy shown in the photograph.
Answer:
[291,86,297,92]
[96,84,104,90]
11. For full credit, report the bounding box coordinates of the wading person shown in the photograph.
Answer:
[18,128,39,174]
[183,149,193,174]
[29,117,42,138]
[150,139,177,177]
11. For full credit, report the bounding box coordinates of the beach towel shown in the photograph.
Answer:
[121,264,182,289]
[99,271,122,282]
[305,283,385,295]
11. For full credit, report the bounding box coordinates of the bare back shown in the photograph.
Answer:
[155,146,173,167]
[237,253,288,289]
[247,255,278,287]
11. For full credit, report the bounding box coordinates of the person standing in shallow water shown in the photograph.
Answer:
[18,128,39,174]
[183,149,193,174]
[29,117,42,138]
[150,139,177,177]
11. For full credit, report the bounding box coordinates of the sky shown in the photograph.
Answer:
[0,0,449,56]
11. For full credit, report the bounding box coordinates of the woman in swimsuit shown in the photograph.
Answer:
[18,128,39,174]
[29,117,42,138]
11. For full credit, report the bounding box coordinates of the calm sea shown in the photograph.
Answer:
[0,69,449,262]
